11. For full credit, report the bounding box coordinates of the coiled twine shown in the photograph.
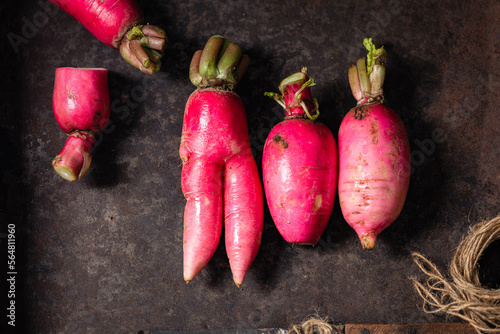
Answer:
[413,215,500,333]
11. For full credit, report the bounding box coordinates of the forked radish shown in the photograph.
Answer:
[263,68,338,245]
[48,0,167,74]
[338,38,410,249]
[52,67,110,181]
[179,36,263,286]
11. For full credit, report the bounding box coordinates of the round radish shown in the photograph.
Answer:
[263,68,338,245]
[338,39,411,249]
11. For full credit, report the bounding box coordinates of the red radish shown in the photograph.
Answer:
[263,68,338,245]
[179,36,263,286]
[338,38,410,250]
[48,0,167,74]
[52,67,110,181]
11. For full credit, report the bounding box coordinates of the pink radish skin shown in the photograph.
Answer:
[224,149,263,284]
[264,120,337,244]
[48,0,143,48]
[180,89,263,286]
[180,36,263,286]
[53,68,110,134]
[48,0,167,74]
[338,103,410,249]
[180,149,223,282]
[338,38,410,249]
[52,67,110,181]
[263,69,337,245]
[53,134,94,181]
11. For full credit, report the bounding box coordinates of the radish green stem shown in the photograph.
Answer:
[234,54,251,85]
[301,99,319,121]
[199,36,225,80]
[189,35,249,89]
[278,71,307,93]
[130,40,150,67]
[144,48,163,64]
[294,77,316,102]
[119,24,167,75]
[295,77,319,121]
[265,67,319,121]
[189,50,203,86]
[348,65,363,102]
[348,38,386,106]
[127,26,145,39]
[216,38,231,63]
[217,43,243,84]
[141,25,167,39]
[363,37,386,75]
[357,58,371,95]
[264,92,287,109]
[140,36,165,51]
[370,64,385,96]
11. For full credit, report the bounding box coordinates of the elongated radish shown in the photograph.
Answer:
[263,68,338,245]
[48,0,167,74]
[338,38,410,249]
[179,36,263,286]
[52,67,110,181]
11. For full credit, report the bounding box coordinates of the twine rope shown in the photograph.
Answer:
[412,215,500,333]
[288,316,343,334]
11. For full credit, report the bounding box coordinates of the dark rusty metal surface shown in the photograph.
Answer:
[1,0,499,333]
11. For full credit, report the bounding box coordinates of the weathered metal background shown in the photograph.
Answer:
[1,0,498,333]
